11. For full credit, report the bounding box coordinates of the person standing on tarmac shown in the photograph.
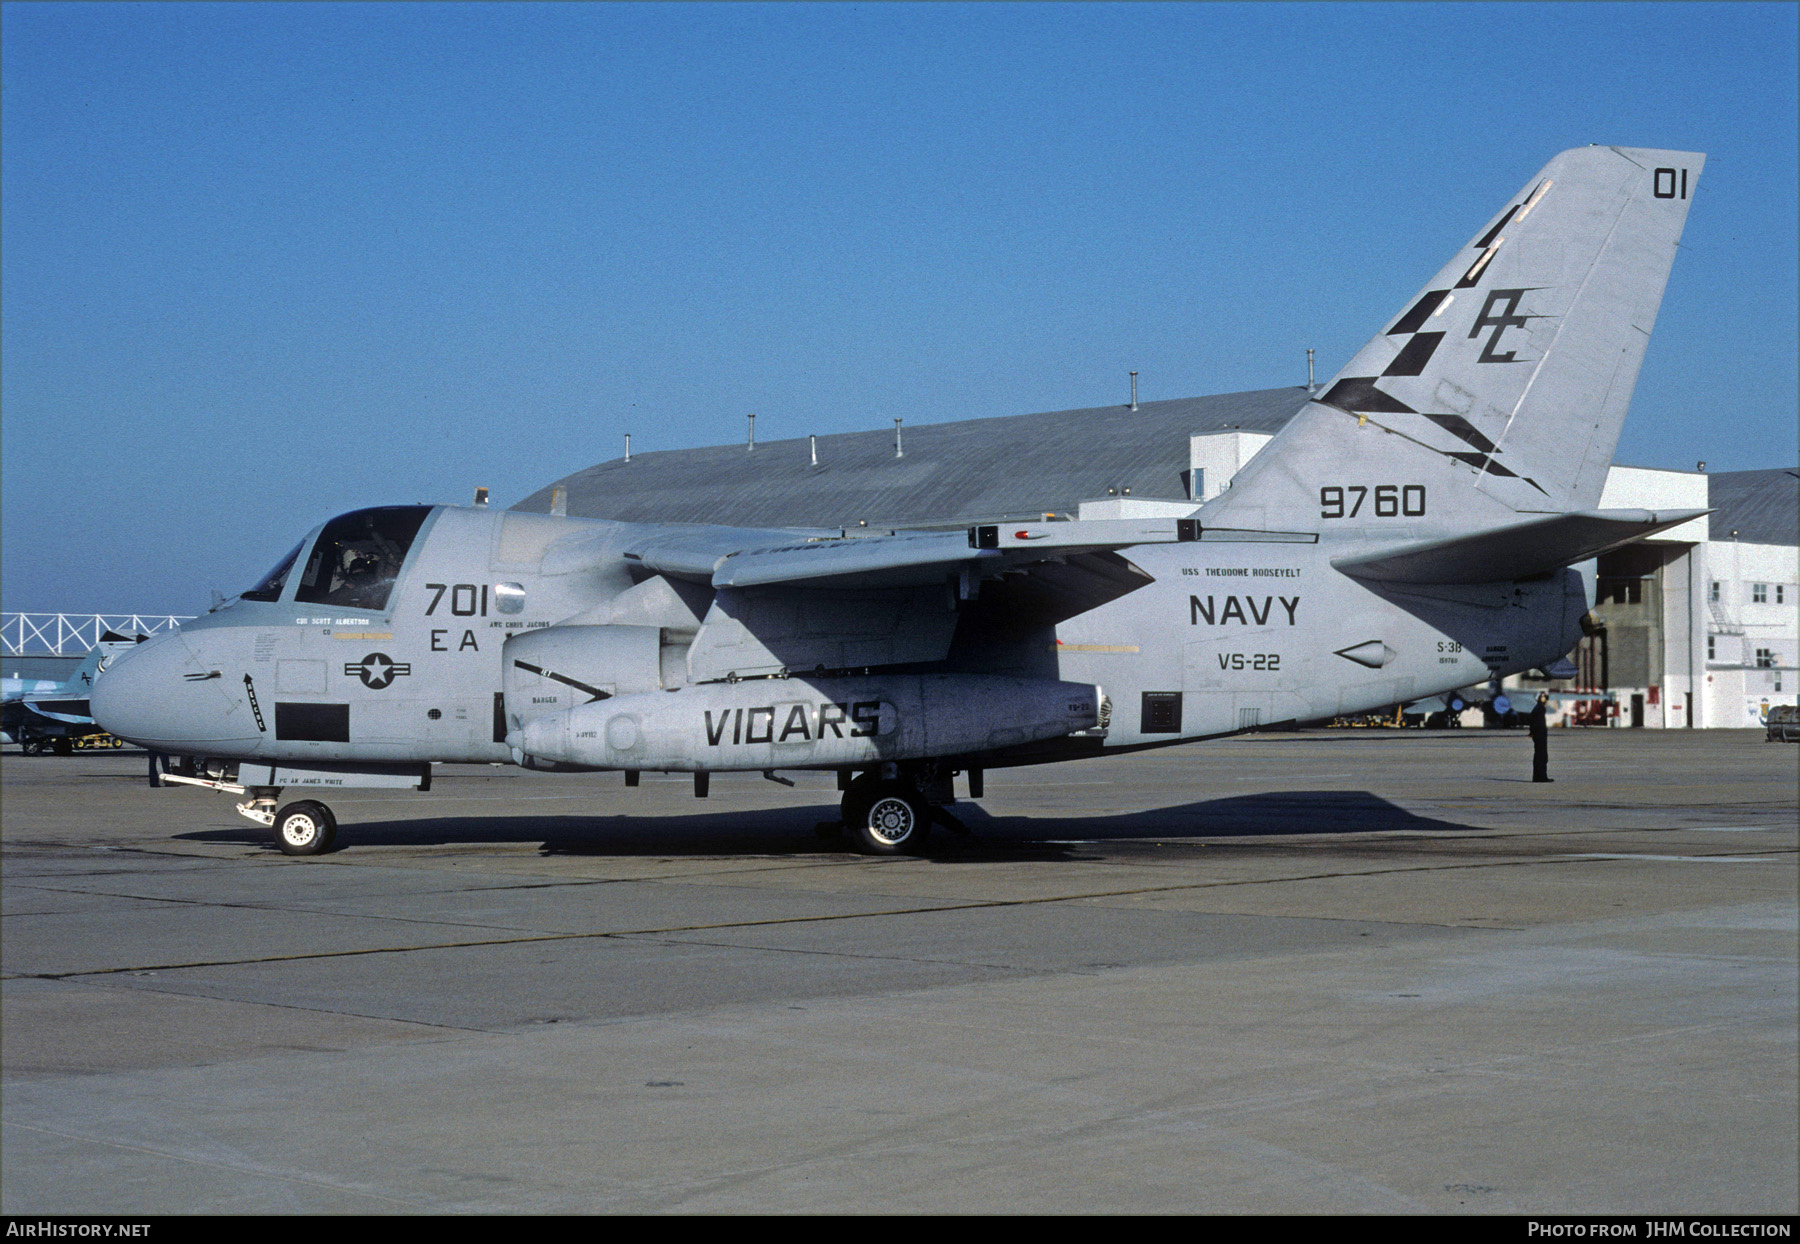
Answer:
[1530,691,1552,783]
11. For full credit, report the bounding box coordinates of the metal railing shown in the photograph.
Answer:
[1706,598,1745,636]
[1,613,193,656]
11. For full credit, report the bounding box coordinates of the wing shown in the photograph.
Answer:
[611,518,1203,681]
[22,698,94,725]
[623,517,1199,590]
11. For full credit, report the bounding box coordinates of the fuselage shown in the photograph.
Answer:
[93,503,1590,770]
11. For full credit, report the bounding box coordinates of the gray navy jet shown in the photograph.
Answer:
[4,635,143,754]
[94,146,1707,856]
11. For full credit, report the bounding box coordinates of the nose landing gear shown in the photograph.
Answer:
[153,763,346,856]
[274,801,338,856]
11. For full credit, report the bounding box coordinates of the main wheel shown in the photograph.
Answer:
[843,779,929,855]
[21,740,42,756]
[274,800,338,856]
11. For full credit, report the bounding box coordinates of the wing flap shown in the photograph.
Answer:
[1330,508,1708,584]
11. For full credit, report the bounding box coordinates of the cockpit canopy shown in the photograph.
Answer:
[241,506,432,613]
[240,542,302,603]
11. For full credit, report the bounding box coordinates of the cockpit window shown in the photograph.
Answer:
[241,542,303,602]
[294,506,431,612]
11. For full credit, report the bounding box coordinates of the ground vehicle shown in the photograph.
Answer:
[1765,704,1799,743]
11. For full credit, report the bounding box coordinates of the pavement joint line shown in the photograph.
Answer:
[0,879,626,937]
[623,931,1036,973]
[0,846,900,898]
[54,974,503,1036]
[5,841,886,890]
[11,848,1786,983]
[0,1119,433,1209]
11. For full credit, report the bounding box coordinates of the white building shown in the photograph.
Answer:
[1699,471,1799,728]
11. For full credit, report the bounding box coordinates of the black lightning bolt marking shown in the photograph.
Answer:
[1421,414,1499,454]
[1382,331,1446,377]
[1387,289,1451,336]
[1474,200,1522,251]
[1314,378,1547,496]
[512,660,611,703]
[1320,377,1416,415]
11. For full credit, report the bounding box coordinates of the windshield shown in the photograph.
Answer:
[241,542,303,602]
[294,506,431,612]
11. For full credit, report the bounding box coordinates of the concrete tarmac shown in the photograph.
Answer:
[3,728,1794,1214]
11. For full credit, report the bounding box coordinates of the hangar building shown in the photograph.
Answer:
[517,387,1797,729]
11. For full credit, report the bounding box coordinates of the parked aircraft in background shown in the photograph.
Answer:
[4,635,142,754]
[94,146,1706,856]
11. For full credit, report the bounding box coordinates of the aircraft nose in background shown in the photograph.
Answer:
[91,632,263,753]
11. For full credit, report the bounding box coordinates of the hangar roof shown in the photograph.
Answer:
[514,385,1797,549]
[1706,468,1799,548]
[513,387,1312,529]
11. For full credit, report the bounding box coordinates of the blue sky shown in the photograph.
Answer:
[4,2,1795,615]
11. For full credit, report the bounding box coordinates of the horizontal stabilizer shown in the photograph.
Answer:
[1330,508,1707,584]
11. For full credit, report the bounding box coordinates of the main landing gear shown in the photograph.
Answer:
[833,766,975,855]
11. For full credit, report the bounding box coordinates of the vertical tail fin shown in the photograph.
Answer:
[1207,146,1703,531]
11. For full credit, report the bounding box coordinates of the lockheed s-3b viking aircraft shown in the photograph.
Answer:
[94,146,1707,856]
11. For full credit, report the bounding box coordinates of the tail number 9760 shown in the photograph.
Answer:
[1320,485,1426,519]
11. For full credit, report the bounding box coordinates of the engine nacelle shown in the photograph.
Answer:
[502,625,665,728]
[509,673,1100,772]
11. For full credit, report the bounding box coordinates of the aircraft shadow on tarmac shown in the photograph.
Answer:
[174,790,1478,858]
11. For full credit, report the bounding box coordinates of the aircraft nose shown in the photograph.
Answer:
[92,632,264,752]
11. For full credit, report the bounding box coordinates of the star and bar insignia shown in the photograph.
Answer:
[345,652,411,690]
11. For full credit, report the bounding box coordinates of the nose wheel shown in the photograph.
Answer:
[274,800,338,856]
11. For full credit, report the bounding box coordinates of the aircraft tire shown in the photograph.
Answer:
[52,738,72,756]
[844,780,929,856]
[21,740,42,756]
[274,801,338,856]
